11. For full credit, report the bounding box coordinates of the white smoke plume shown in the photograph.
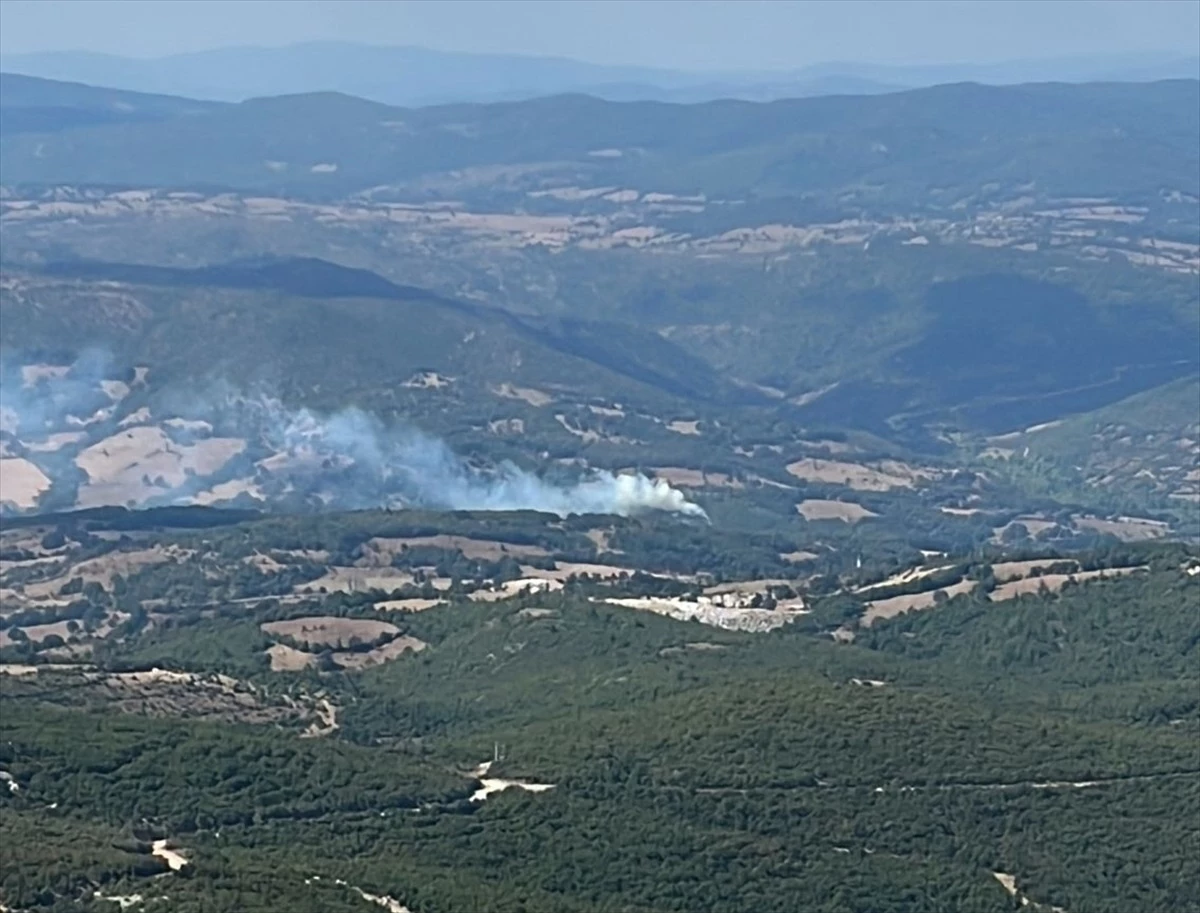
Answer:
[0,353,707,520]
[253,399,709,519]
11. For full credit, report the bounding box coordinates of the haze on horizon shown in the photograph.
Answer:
[0,0,1197,72]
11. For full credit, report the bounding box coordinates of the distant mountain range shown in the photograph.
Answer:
[2,72,1196,207]
[1,42,1197,105]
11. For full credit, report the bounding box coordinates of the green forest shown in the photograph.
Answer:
[1,505,1197,913]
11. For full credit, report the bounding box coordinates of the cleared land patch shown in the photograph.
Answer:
[786,458,939,491]
[0,458,51,509]
[797,499,878,522]
[988,566,1145,601]
[861,580,978,626]
[261,616,399,649]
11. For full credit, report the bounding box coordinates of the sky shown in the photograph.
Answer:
[0,0,1197,69]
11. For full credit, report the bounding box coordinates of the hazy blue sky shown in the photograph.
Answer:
[0,0,1196,69]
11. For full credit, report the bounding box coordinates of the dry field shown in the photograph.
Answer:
[796,499,878,522]
[357,535,548,564]
[1074,515,1168,542]
[990,559,1078,583]
[786,458,937,491]
[261,616,399,649]
[296,566,448,594]
[856,564,957,595]
[0,458,52,508]
[74,426,245,508]
[491,382,553,407]
[861,580,978,626]
[650,467,742,488]
[988,566,1144,601]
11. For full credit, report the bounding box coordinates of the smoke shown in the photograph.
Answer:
[1,353,708,520]
[243,397,709,519]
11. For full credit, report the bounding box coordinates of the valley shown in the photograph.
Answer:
[0,61,1196,913]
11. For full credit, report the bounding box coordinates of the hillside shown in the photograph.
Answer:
[1,506,1197,911]
[2,78,1197,207]
[0,72,221,135]
[2,42,1195,105]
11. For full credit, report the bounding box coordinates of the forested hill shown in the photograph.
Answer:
[1,74,1196,204]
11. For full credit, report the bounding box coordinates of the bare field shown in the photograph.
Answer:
[651,467,743,488]
[856,564,956,594]
[862,580,978,626]
[0,457,52,509]
[358,535,548,564]
[990,559,1078,583]
[786,458,936,491]
[797,499,878,522]
[297,566,436,594]
[261,616,399,649]
[266,643,315,671]
[74,426,246,508]
[375,597,444,612]
[780,550,819,563]
[989,566,1145,601]
[1074,515,1168,542]
[491,382,553,407]
[330,636,427,669]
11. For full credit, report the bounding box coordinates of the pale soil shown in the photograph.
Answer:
[402,371,454,389]
[24,431,87,452]
[786,458,936,491]
[667,420,701,435]
[191,477,265,506]
[517,607,558,619]
[603,596,808,632]
[491,382,553,407]
[856,564,956,595]
[650,467,742,488]
[17,545,187,601]
[468,760,556,803]
[470,577,564,601]
[118,406,152,427]
[487,418,525,436]
[261,616,399,649]
[861,580,978,627]
[10,666,314,726]
[268,643,315,671]
[991,516,1059,540]
[703,578,796,597]
[152,840,189,871]
[589,404,625,417]
[988,566,1144,601]
[585,528,619,553]
[520,560,686,583]
[358,534,548,564]
[1075,515,1168,542]
[0,619,72,647]
[297,566,432,595]
[0,457,51,508]
[100,380,130,401]
[305,876,412,913]
[19,364,70,387]
[74,426,245,508]
[374,597,444,612]
[331,636,427,670]
[797,499,878,522]
[990,559,1078,583]
[780,550,819,563]
[990,871,1067,913]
